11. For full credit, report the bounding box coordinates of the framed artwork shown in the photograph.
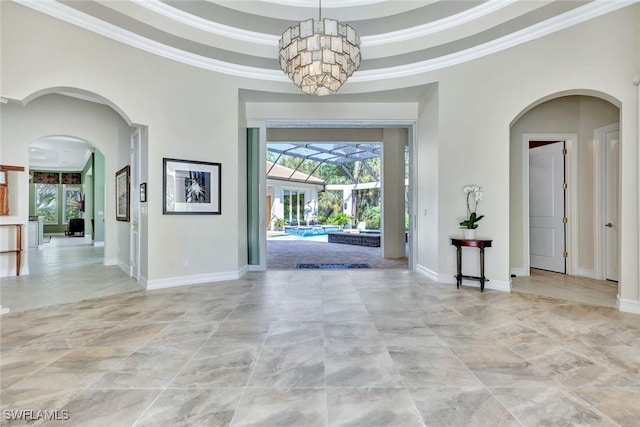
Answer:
[163,158,221,215]
[115,165,130,222]
[140,183,147,203]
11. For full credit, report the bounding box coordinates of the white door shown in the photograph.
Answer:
[605,130,619,281]
[130,129,140,282]
[530,142,566,273]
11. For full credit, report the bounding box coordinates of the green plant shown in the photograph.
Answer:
[273,218,286,227]
[459,185,484,229]
[327,212,352,226]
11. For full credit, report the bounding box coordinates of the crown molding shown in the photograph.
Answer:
[15,0,640,84]
[132,0,280,45]
[362,0,518,47]
[350,0,640,82]
[15,0,286,81]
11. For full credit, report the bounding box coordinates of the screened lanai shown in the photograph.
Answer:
[265,139,409,270]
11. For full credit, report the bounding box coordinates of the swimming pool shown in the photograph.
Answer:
[283,225,341,237]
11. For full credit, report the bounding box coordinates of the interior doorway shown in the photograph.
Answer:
[529,140,566,273]
[595,123,620,282]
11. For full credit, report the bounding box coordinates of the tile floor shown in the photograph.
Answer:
[2,267,639,426]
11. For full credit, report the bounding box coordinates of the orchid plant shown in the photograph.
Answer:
[459,185,484,229]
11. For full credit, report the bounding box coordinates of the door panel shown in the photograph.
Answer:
[530,142,565,273]
[605,131,619,281]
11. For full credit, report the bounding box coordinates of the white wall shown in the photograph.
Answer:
[0,94,130,276]
[415,84,439,280]
[2,2,638,308]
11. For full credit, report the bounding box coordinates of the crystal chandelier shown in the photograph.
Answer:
[278,0,361,96]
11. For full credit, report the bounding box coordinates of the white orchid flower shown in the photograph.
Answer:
[463,186,471,193]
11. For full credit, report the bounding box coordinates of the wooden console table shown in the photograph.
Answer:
[450,237,492,291]
[0,223,23,276]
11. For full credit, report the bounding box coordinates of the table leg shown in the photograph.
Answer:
[455,245,462,288]
[479,246,485,292]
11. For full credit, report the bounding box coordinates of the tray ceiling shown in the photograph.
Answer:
[15,0,638,83]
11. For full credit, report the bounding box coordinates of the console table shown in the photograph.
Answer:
[450,237,492,291]
[0,223,22,276]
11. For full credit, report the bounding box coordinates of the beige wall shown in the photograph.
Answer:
[509,96,619,277]
[2,2,638,306]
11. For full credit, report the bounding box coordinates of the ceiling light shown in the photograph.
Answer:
[278,0,361,96]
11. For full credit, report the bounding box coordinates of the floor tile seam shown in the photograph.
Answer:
[515,343,640,387]
[443,346,487,389]
[555,345,640,383]
[227,324,271,427]
[130,303,237,426]
[483,386,527,427]
[0,347,76,389]
[555,386,625,427]
[381,339,429,427]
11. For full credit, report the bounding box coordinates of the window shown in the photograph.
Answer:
[35,183,58,224]
[63,185,82,224]
[283,189,305,224]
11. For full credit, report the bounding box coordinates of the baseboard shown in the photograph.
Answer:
[145,270,245,290]
[617,296,640,314]
[578,268,597,279]
[247,265,265,272]
[138,275,148,289]
[238,265,250,276]
[117,261,129,275]
[438,273,511,292]
[415,264,438,281]
[93,241,105,247]
[104,258,117,266]
[510,267,528,277]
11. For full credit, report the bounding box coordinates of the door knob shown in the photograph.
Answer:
[605,223,613,228]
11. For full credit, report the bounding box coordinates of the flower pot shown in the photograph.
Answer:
[463,228,476,239]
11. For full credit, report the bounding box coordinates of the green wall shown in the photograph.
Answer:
[93,151,105,242]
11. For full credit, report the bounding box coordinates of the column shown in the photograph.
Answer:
[382,128,407,258]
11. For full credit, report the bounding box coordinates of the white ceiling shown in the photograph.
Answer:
[29,136,93,172]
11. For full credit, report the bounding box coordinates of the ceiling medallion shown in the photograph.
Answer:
[278,0,361,96]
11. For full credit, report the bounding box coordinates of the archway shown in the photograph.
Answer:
[0,88,144,312]
[509,93,620,307]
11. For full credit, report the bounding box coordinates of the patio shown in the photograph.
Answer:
[267,233,408,270]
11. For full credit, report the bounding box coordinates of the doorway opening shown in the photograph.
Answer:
[528,140,567,274]
[247,122,415,271]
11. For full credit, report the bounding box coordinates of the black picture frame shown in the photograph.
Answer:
[140,182,147,203]
[115,165,130,222]
[163,158,221,215]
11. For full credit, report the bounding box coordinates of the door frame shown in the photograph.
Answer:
[594,122,619,281]
[129,127,141,282]
[522,133,578,276]
[248,119,417,272]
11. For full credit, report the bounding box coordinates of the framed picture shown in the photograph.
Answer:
[115,165,130,222]
[140,183,147,202]
[163,158,221,215]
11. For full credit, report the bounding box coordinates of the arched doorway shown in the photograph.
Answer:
[509,94,620,307]
[0,90,144,312]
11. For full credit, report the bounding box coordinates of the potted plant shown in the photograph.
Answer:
[459,185,484,239]
[273,218,286,231]
[327,212,352,229]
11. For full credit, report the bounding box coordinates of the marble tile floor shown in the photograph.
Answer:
[511,269,618,309]
[1,245,141,313]
[1,270,639,427]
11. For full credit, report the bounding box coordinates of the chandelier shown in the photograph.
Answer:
[278,1,361,96]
